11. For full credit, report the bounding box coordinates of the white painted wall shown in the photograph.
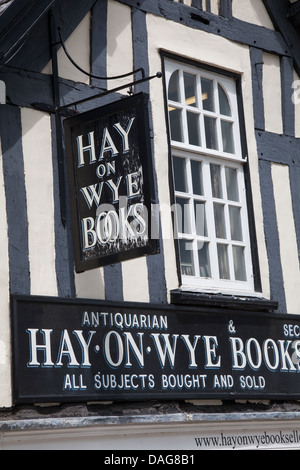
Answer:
[232,0,275,29]
[107,0,133,93]
[0,137,12,408]
[22,109,58,297]
[271,163,300,314]
[263,53,283,134]
[75,268,105,300]
[146,13,270,299]
[122,257,150,303]
[43,13,91,85]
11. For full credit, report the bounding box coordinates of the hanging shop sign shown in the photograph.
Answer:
[11,296,300,404]
[64,93,159,272]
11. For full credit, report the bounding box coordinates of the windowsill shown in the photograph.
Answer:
[170,288,278,313]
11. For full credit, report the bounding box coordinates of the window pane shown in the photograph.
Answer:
[217,244,230,279]
[221,120,235,153]
[229,206,243,241]
[179,239,194,276]
[218,84,231,116]
[194,201,207,236]
[184,73,197,107]
[214,203,227,239]
[187,112,201,146]
[198,241,211,277]
[210,164,223,198]
[204,116,218,150]
[173,156,188,193]
[233,245,247,281]
[225,167,239,202]
[176,197,191,234]
[169,108,183,142]
[201,78,215,111]
[168,70,181,102]
[191,160,204,195]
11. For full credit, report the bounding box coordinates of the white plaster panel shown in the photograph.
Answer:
[210,0,219,15]
[232,0,275,29]
[22,109,58,297]
[43,13,91,85]
[122,257,150,303]
[107,0,133,93]
[0,136,12,408]
[271,163,300,314]
[263,53,283,134]
[75,268,105,300]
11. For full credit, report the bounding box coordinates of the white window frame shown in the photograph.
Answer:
[165,59,255,295]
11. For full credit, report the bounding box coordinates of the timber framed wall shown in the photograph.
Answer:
[0,0,299,415]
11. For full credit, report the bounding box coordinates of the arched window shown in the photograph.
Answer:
[166,59,255,295]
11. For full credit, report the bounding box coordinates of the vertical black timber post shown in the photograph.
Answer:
[91,0,108,90]
[281,55,295,137]
[191,0,203,10]
[0,106,31,295]
[132,7,167,303]
[250,47,265,131]
[258,160,287,313]
[50,10,67,227]
[219,0,232,19]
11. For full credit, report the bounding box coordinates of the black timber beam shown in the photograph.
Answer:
[263,0,300,77]
[256,130,300,167]
[0,0,98,72]
[0,66,122,114]
[116,0,291,57]
[0,0,56,66]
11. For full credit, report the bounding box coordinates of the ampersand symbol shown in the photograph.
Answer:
[228,320,236,334]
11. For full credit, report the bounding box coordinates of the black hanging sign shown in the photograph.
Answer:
[11,296,300,404]
[64,93,159,272]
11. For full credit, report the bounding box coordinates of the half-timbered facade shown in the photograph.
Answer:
[0,0,300,450]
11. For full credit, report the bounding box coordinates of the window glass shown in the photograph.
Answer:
[187,112,201,146]
[204,116,218,150]
[194,201,207,237]
[214,203,227,239]
[201,78,215,112]
[198,242,211,278]
[184,73,197,107]
[210,164,223,199]
[176,196,191,234]
[229,206,243,241]
[217,244,230,279]
[169,108,183,142]
[221,120,235,154]
[233,246,247,281]
[179,239,194,276]
[225,167,239,202]
[191,160,204,195]
[218,84,232,116]
[168,70,181,102]
[173,156,188,193]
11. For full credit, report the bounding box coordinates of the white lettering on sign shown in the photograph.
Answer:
[74,115,149,252]
[76,118,135,168]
